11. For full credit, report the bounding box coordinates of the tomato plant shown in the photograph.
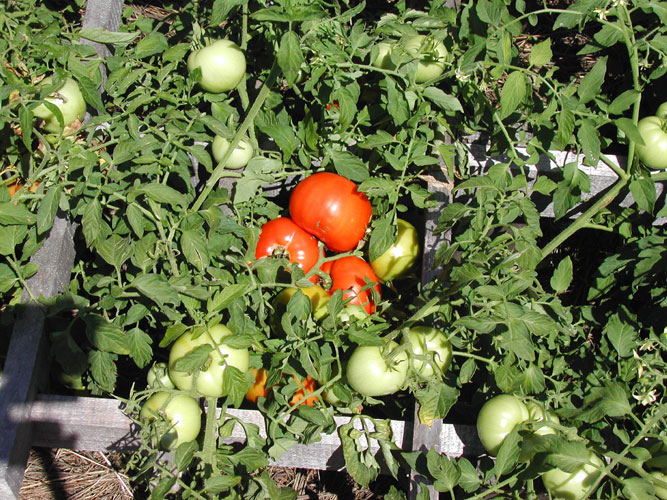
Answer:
[370,218,420,282]
[289,172,372,252]
[140,392,202,450]
[255,217,321,277]
[403,326,452,379]
[476,394,530,456]
[187,39,246,93]
[636,103,667,169]
[346,340,408,397]
[168,324,249,398]
[328,256,381,314]
[32,76,86,133]
[211,135,254,169]
[541,451,604,500]
[403,35,448,83]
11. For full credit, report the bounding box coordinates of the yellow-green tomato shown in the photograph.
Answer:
[526,401,560,436]
[168,324,249,397]
[346,340,408,397]
[541,451,604,500]
[187,39,246,93]
[404,326,452,379]
[476,394,530,456]
[650,471,667,500]
[32,76,86,133]
[371,42,395,69]
[370,219,420,282]
[338,304,368,323]
[140,392,202,450]
[403,35,448,83]
[211,136,254,169]
[275,285,330,320]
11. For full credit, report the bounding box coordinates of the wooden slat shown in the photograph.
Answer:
[27,395,483,470]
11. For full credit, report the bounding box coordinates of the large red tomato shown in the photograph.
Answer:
[289,173,372,252]
[255,217,321,277]
[328,256,381,314]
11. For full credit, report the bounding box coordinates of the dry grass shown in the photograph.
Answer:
[19,448,133,500]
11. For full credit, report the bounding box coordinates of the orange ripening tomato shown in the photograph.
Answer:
[329,256,381,314]
[289,172,372,252]
[290,375,318,407]
[7,180,40,197]
[246,368,270,404]
[255,217,321,280]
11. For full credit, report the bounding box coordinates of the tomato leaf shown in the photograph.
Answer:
[0,201,36,225]
[603,312,638,358]
[499,71,526,119]
[95,234,132,269]
[126,327,153,369]
[629,173,657,213]
[368,216,396,262]
[84,314,130,355]
[529,38,552,66]
[423,87,463,113]
[132,274,181,306]
[550,256,573,293]
[427,448,460,492]
[136,182,187,207]
[277,31,304,85]
[222,365,247,408]
[79,27,139,44]
[88,349,117,392]
[331,150,369,183]
[135,33,169,59]
[577,57,607,104]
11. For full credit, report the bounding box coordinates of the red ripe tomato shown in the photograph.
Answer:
[328,256,381,314]
[289,173,372,252]
[255,217,321,277]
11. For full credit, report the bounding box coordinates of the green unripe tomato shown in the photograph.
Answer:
[346,340,408,397]
[211,136,254,169]
[32,76,86,133]
[371,42,395,69]
[147,362,175,389]
[338,304,368,323]
[187,39,246,93]
[275,285,331,321]
[636,106,667,169]
[403,35,448,83]
[650,471,667,500]
[404,326,452,379]
[168,324,249,397]
[526,401,560,436]
[541,451,604,500]
[476,394,530,456]
[370,219,420,282]
[140,392,202,450]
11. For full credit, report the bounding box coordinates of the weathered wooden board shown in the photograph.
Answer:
[25,395,483,471]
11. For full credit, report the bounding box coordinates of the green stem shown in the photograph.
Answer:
[191,63,281,213]
[7,255,37,302]
[452,350,497,369]
[202,396,219,467]
[539,176,627,260]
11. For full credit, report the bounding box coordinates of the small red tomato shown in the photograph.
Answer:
[289,173,372,252]
[328,256,381,314]
[255,217,321,276]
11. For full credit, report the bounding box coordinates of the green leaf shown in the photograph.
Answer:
[608,89,639,115]
[629,174,657,213]
[339,420,379,488]
[385,77,409,125]
[126,203,145,238]
[277,31,304,85]
[127,327,153,369]
[330,150,369,182]
[79,27,139,44]
[89,350,117,392]
[181,228,210,272]
[616,118,645,145]
[174,441,198,472]
[85,315,129,355]
[550,256,573,293]
[136,183,187,207]
[415,383,459,426]
[577,118,600,164]
[204,474,242,494]
[19,106,33,151]
[427,448,460,492]
[207,284,250,315]
[135,33,169,58]
[494,426,522,476]
[621,477,656,500]
[96,234,132,268]
[211,0,246,25]
[603,313,638,358]
[577,57,607,104]
[368,217,395,262]
[529,39,552,66]
[499,71,526,119]
[423,87,463,113]
[457,458,482,493]
[222,365,247,407]
[0,202,36,225]
[78,75,105,112]
[35,186,61,235]
[132,274,181,306]
[82,198,103,246]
